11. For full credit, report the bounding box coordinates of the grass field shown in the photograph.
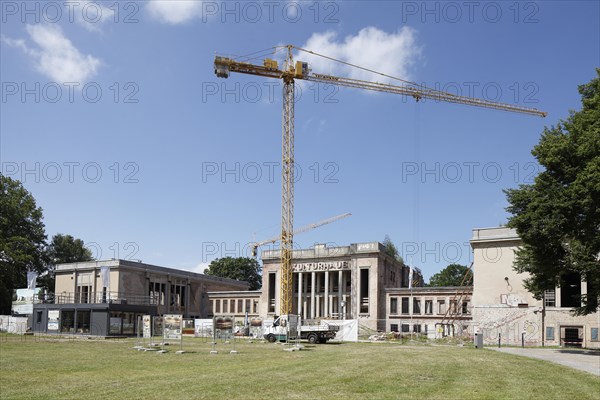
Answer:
[1,335,598,399]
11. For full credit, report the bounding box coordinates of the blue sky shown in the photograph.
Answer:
[1,1,599,280]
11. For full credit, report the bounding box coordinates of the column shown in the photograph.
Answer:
[310,272,316,319]
[316,296,320,319]
[338,270,343,319]
[303,276,308,318]
[92,268,97,303]
[297,272,303,315]
[316,273,321,318]
[73,271,78,301]
[185,281,191,317]
[324,271,329,318]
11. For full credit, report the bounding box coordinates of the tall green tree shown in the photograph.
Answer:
[505,70,600,315]
[429,264,473,287]
[42,234,94,292]
[204,257,262,290]
[0,175,48,314]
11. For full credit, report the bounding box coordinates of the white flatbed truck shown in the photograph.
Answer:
[263,314,339,344]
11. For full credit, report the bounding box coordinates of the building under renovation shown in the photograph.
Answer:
[258,242,422,331]
[471,227,599,348]
[385,286,473,339]
[31,259,248,336]
[26,231,598,348]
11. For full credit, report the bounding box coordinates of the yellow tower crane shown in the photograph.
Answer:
[214,44,546,316]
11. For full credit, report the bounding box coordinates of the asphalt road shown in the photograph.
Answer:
[489,347,600,376]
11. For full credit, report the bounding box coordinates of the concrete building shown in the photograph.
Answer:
[207,290,262,319]
[386,286,473,338]
[259,242,422,331]
[471,227,599,348]
[32,259,248,336]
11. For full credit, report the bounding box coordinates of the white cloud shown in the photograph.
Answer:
[73,1,116,32]
[2,24,101,83]
[299,27,422,82]
[146,0,204,24]
[1,35,28,52]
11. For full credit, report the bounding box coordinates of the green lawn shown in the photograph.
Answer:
[1,335,598,399]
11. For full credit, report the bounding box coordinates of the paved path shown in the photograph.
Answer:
[489,347,600,376]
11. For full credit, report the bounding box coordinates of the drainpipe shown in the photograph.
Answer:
[541,292,545,347]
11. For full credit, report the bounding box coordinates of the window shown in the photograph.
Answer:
[544,289,556,307]
[413,299,421,315]
[149,282,166,305]
[390,271,396,284]
[61,310,75,333]
[450,300,458,314]
[401,324,410,333]
[36,311,42,324]
[360,269,369,313]
[75,285,91,303]
[170,283,186,308]
[425,300,433,315]
[76,310,90,333]
[560,272,581,308]
[413,324,421,333]
[462,301,470,314]
[215,300,221,313]
[390,297,398,314]
[390,324,398,332]
[401,297,410,314]
[121,312,135,335]
[546,326,555,341]
[591,328,599,342]
[268,273,276,313]
[438,300,446,315]
[238,299,243,313]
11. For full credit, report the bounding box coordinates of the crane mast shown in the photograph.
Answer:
[214,44,546,316]
[280,46,295,315]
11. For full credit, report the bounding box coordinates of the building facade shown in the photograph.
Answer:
[32,259,248,336]
[206,290,262,319]
[259,242,422,331]
[471,227,599,348]
[386,286,473,339]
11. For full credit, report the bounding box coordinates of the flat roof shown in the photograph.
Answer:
[471,226,520,244]
[54,259,248,287]
[385,286,473,294]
